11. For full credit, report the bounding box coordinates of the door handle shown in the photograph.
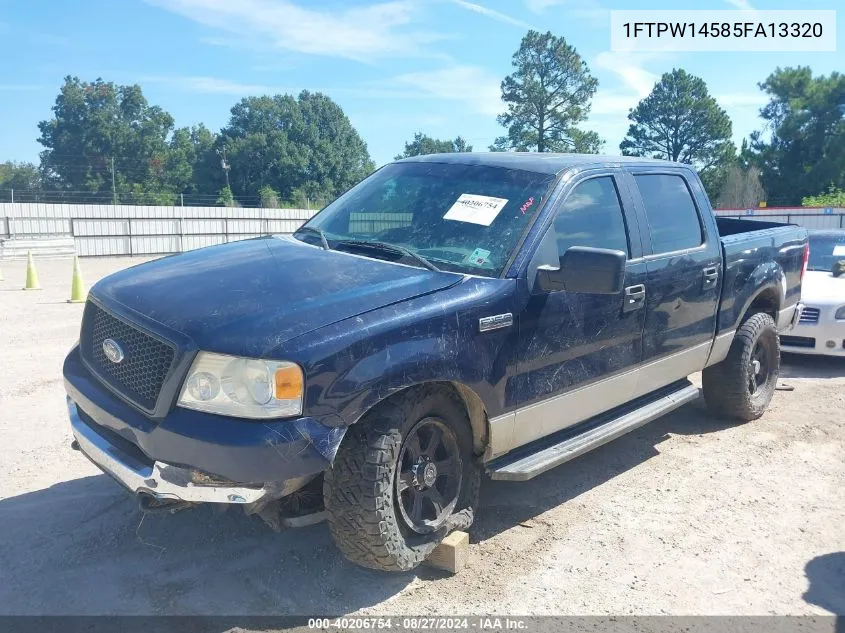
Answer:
[702,266,719,290]
[623,284,646,313]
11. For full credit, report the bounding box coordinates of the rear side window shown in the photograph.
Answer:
[554,177,629,256]
[634,174,703,254]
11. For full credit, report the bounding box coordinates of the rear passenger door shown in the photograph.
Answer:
[510,171,648,449]
[626,170,721,389]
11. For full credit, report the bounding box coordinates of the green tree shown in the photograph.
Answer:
[394,133,473,159]
[697,143,738,203]
[750,67,845,205]
[37,77,175,199]
[258,185,280,208]
[802,185,845,207]
[491,30,601,153]
[216,185,236,207]
[0,161,41,192]
[620,68,734,200]
[220,90,374,205]
[166,124,219,197]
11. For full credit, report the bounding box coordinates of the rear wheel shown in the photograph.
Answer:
[324,385,479,571]
[702,312,780,421]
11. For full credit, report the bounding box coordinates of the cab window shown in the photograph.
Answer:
[554,177,629,257]
[634,174,703,254]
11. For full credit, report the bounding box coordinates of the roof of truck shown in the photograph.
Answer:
[396,152,684,176]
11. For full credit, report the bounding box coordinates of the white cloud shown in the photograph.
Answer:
[594,51,660,98]
[725,0,754,9]
[144,0,446,62]
[590,93,639,116]
[716,93,767,108]
[451,0,533,29]
[142,74,449,101]
[588,52,665,151]
[392,66,503,116]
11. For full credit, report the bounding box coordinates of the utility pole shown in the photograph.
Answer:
[110,157,117,205]
[217,146,231,189]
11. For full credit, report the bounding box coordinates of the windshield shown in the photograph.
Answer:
[299,161,556,276]
[807,233,845,271]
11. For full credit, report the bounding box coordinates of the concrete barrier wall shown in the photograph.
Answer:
[1,203,319,257]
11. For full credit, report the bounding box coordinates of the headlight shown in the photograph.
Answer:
[835,306,845,320]
[178,352,303,418]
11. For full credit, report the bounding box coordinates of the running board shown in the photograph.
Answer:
[486,382,701,482]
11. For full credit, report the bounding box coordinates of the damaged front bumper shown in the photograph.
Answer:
[64,346,346,504]
[69,397,274,504]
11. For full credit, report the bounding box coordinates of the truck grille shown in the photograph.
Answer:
[799,307,820,325]
[82,302,176,411]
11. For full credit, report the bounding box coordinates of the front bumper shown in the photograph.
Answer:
[64,346,346,497]
[780,308,845,357]
[69,397,271,504]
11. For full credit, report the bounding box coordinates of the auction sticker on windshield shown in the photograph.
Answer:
[444,194,509,226]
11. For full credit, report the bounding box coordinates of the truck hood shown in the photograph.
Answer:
[91,235,462,355]
[802,270,845,306]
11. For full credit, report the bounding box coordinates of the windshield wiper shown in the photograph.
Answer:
[295,225,330,250]
[335,239,440,272]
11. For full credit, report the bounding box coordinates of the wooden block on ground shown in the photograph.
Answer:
[424,530,469,574]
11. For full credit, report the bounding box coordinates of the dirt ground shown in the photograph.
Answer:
[0,255,843,617]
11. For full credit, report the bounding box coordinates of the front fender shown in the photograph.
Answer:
[281,276,517,431]
[331,338,498,426]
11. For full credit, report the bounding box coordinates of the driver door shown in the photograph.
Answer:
[509,171,648,450]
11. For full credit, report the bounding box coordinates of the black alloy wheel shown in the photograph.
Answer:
[395,417,462,534]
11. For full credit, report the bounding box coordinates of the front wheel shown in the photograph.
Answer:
[702,312,780,421]
[324,386,480,572]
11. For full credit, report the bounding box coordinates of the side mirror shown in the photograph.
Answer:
[536,246,626,294]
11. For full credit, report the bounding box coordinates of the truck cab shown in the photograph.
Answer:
[64,153,807,572]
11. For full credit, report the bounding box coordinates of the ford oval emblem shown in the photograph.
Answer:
[102,338,125,364]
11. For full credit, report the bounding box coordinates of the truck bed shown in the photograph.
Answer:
[715,217,807,335]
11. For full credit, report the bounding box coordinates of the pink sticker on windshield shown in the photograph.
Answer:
[520,197,535,215]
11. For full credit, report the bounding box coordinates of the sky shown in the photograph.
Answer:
[0,0,841,169]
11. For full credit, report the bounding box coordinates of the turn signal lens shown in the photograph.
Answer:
[275,365,304,400]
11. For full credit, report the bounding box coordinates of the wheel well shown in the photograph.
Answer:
[744,288,779,324]
[359,382,489,456]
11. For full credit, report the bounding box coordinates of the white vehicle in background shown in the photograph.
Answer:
[781,230,845,357]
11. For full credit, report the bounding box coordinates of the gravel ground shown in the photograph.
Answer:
[0,255,843,617]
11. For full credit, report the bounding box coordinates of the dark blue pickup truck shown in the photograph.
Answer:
[64,153,808,571]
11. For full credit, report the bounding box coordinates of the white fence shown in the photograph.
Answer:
[1,203,319,257]
[3,203,843,259]
[715,206,845,230]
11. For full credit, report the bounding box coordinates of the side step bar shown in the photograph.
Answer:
[487,382,701,482]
